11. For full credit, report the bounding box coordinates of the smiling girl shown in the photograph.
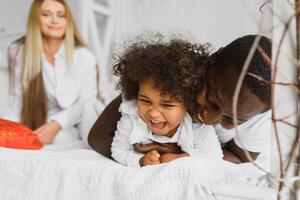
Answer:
[111,39,223,167]
[3,0,97,145]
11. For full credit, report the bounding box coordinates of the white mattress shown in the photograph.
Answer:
[0,142,275,200]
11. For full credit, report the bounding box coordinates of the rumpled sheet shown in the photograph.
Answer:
[0,143,275,200]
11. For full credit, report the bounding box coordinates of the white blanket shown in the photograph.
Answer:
[0,143,275,200]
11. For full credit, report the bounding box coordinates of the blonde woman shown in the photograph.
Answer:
[3,0,98,145]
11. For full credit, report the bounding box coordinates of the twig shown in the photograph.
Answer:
[272,12,296,199]
[260,0,273,14]
[232,35,262,164]
[276,109,300,121]
[275,119,298,129]
[293,1,300,198]
[247,72,300,94]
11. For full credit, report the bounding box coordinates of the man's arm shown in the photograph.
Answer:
[134,142,184,154]
[88,94,122,158]
[224,139,259,163]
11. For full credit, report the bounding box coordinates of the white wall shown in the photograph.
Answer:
[114,0,272,48]
[0,1,30,116]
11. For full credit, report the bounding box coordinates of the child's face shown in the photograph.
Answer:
[137,78,187,137]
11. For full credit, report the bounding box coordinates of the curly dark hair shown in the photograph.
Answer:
[113,39,210,110]
[212,35,271,103]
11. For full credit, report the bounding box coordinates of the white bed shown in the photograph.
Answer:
[0,142,276,200]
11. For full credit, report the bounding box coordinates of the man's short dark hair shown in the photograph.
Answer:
[213,35,271,103]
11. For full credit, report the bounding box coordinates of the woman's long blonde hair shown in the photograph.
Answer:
[10,0,88,129]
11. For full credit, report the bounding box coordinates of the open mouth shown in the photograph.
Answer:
[149,119,166,132]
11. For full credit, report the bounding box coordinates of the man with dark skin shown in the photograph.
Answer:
[195,36,271,163]
[88,35,271,164]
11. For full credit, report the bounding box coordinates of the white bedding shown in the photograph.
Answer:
[0,143,275,200]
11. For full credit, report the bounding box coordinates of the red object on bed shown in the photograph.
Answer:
[0,119,43,150]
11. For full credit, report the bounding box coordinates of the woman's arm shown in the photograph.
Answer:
[88,94,122,158]
[49,49,98,130]
[38,49,97,144]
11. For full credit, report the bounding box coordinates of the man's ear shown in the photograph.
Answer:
[196,86,207,105]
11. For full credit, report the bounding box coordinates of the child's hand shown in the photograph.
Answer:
[159,153,189,163]
[139,150,160,166]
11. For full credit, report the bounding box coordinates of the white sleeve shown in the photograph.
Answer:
[183,125,223,159]
[233,112,271,153]
[215,111,271,153]
[2,43,22,122]
[49,49,98,129]
[49,105,80,129]
[111,114,144,167]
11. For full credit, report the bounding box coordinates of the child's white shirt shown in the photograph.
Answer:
[111,99,223,167]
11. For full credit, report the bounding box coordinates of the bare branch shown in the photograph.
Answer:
[260,0,273,14]
[232,36,262,164]
[276,109,300,121]
[275,119,298,128]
